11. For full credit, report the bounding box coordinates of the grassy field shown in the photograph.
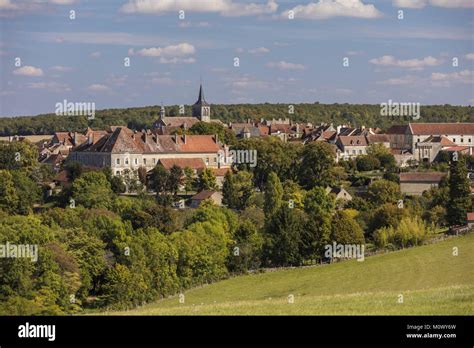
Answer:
[104,233,474,315]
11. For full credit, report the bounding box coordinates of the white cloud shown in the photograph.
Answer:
[465,53,474,60]
[393,0,426,8]
[248,47,270,55]
[132,43,195,57]
[378,75,419,85]
[34,32,170,47]
[393,0,474,8]
[50,65,73,72]
[431,70,473,86]
[178,21,210,28]
[267,60,305,70]
[26,81,71,92]
[90,51,101,58]
[283,0,383,20]
[87,84,110,92]
[0,0,75,12]
[225,75,270,90]
[13,65,44,76]
[0,0,17,10]
[369,55,442,70]
[120,0,278,17]
[159,57,196,64]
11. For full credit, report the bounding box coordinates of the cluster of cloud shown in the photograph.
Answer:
[13,66,44,76]
[431,70,473,87]
[369,55,442,70]
[393,0,473,9]
[0,0,75,11]
[267,60,305,70]
[120,0,384,20]
[236,47,270,55]
[128,43,196,64]
[120,0,278,17]
[283,0,382,20]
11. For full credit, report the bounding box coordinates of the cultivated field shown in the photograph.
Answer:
[104,233,474,315]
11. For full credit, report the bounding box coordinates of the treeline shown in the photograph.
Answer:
[0,103,472,136]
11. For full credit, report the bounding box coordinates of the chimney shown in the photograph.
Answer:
[214,134,218,143]
[87,134,93,145]
[183,134,187,144]
[173,134,177,144]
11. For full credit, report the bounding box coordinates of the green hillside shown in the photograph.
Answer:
[104,233,474,315]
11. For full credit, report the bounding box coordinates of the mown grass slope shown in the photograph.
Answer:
[105,233,474,315]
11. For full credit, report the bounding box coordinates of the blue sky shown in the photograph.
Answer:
[0,0,473,117]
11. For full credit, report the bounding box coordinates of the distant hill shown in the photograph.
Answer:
[103,233,474,315]
[0,103,472,136]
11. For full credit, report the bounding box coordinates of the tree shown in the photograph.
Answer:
[298,142,335,189]
[356,155,380,172]
[150,165,169,194]
[263,206,305,267]
[447,157,472,226]
[196,168,217,191]
[227,221,263,273]
[263,172,283,217]
[0,141,38,171]
[71,171,113,209]
[0,170,19,213]
[168,165,183,195]
[330,210,365,245]
[301,187,335,260]
[367,179,400,206]
[183,167,196,194]
[10,170,42,215]
[222,171,254,210]
[64,161,83,181]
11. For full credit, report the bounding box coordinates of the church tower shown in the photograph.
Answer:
[192,83,211,122]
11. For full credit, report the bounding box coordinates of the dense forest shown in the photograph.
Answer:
[0,103,472,135]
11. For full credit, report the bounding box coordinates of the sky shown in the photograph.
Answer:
[0,0,473,117]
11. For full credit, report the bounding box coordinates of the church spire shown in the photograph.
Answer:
[192,82,210,122]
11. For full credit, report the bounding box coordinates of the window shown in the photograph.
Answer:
[359,150,362,154]
[461,138,464,143]
[352,150,356,155]
[134,158,138,165]
[452,138,456,142]
[153,158,156,164]
[143,159,147,165]
[116,158,120,165]
[206,158,209,165]
[116,171,120,175]
[125,158,129,165]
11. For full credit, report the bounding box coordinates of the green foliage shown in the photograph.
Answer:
[373,216,429,249]
[367,179,400,206]
[447,158,472,226]
[330,210,365,245]
[1,104,471,136]
[223,170,255,210]
[299,142,335,189]
[263,171,283,217]
[71,171,114,209]
[0,170,19,213]
[356,155,380,172]
[196,168,217,191]
[0,141,38,171]
[263,206,305,267]
[227,221,264,273]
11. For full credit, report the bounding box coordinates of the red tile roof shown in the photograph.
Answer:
[191,190,219,201]
[410,123,474,135]
[159,158,205,170]
[386,125,409,135]
[338,135,368,146]
[211,167,231,177]
[467,212,474,221]
[399,172,446,183]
